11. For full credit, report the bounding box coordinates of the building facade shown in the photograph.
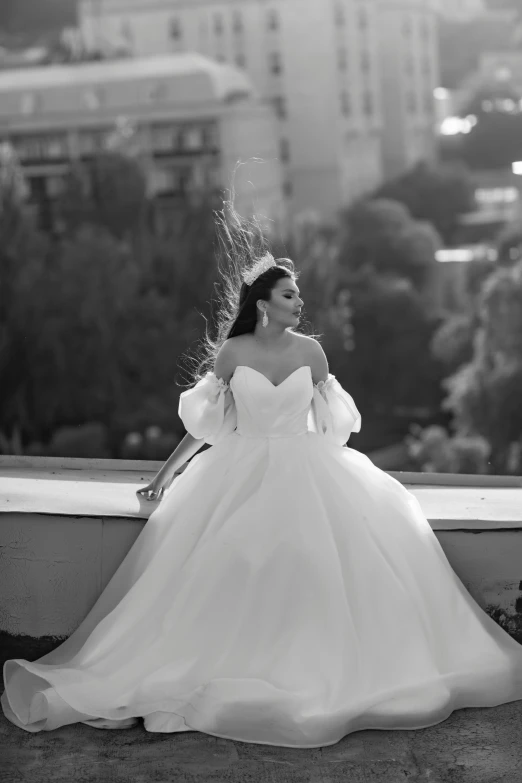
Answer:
[376,0,439,179]
[436,0,485,22]
[0,53,286,234]
[79,0,441,216]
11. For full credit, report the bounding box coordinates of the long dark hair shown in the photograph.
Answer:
[180,193,302,385]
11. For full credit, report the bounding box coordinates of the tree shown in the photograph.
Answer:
[431,314,477,377]
[406,425,491,474]
[0,141,221,457]
[338,198,441,296]
[496,222,522,265]
[459,107,522,170]
[58,150,148,243]
[371,161,475,245]
[443,260,522,473]
[0,144,50,452]
[313,267,445,452]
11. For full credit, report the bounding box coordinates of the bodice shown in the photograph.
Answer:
[178,366,361,448]
[230,365,313,439]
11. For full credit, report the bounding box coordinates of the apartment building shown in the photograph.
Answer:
[78,0,440,215]
[0,52,286,234]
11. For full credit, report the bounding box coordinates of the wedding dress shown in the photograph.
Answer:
[2,365,522,748]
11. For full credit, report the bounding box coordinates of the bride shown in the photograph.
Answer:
[2,207,522,748]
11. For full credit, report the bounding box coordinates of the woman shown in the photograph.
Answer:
[2,214,522,748]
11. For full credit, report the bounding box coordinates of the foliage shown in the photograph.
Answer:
[338,198,441,293]
[406,425,491,474]
[442,261,522,473]
[0,145,50,452]
[0,144,219,456]
[2,136,519,469]
[496,222,522,265]
[58,152,148,242]
[460,109,522,170]
[371,161,475,245]
[431,314,477,376]
[322,267,444,423]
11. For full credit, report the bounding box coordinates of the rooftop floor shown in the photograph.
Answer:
[1,689,521,783]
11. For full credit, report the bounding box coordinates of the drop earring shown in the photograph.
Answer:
[262,309,268,328]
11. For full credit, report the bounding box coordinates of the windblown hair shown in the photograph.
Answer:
[180,193,300,386]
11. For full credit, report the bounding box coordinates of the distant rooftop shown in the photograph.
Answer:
[0,52,254,103]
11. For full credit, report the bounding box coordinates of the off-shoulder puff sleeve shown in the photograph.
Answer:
[307,373,361,447]
[178,371,237,446]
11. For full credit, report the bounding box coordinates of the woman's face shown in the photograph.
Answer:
[265,277,304,327]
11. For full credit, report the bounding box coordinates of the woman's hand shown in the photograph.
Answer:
[136,477,168,502]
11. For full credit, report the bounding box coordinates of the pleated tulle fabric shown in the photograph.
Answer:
[2,365,522,747]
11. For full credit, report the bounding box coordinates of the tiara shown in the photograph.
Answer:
[242,252,276,286]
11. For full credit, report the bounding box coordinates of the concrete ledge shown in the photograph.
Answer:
[1,456,521,642]
[1,456,521,531]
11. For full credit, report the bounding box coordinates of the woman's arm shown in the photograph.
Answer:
[306,336,329,385]
[139,343,238,501]
[137,431,205,500]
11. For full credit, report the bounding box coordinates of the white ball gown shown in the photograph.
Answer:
[2,364,522,747]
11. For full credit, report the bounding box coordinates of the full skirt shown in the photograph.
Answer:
[3,431,522,747]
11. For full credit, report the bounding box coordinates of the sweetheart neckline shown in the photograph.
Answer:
[233,365,312,389]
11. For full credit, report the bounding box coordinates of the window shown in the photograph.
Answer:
[272,95,287,119]
[269,51,282,75]
[338,47,348,71]
[402,17,412,37]
[405,55,414,76]
[235,53,246,68]
[406,90,417,113]
[169,18,182,40]
[423,91,433,114]
[283,180,293,198]
[121,19,133,44]
[20,93,36,114]
[334,2,345,26]
[420,17,430,41]
[14,134,68,161]
[180,126,204,151]
[232,10,243,33]
[150,124,179,153]
[84,88,102,110]
[363,91,374,117]
[340,91,351,117]
[360,50,370,73]
[422,57,430,77]
[280,138,290,162]
[46,175,66,197]
[357,8,368,31]
[202,123,219,149]
[148,82,167,102]
[214,13,223,35]
[267,9,279,31]
[77,129,109,156]
[171,167,191,194]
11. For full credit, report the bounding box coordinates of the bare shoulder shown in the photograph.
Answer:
[213,336,244,382]
[295,333,329,383]
[293,332,321,351]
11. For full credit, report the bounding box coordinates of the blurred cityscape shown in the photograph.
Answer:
[1,0,522,475]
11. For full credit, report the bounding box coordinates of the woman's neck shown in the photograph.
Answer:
[252,325,291,348]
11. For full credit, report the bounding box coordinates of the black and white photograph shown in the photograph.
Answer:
[1,0,522,781]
